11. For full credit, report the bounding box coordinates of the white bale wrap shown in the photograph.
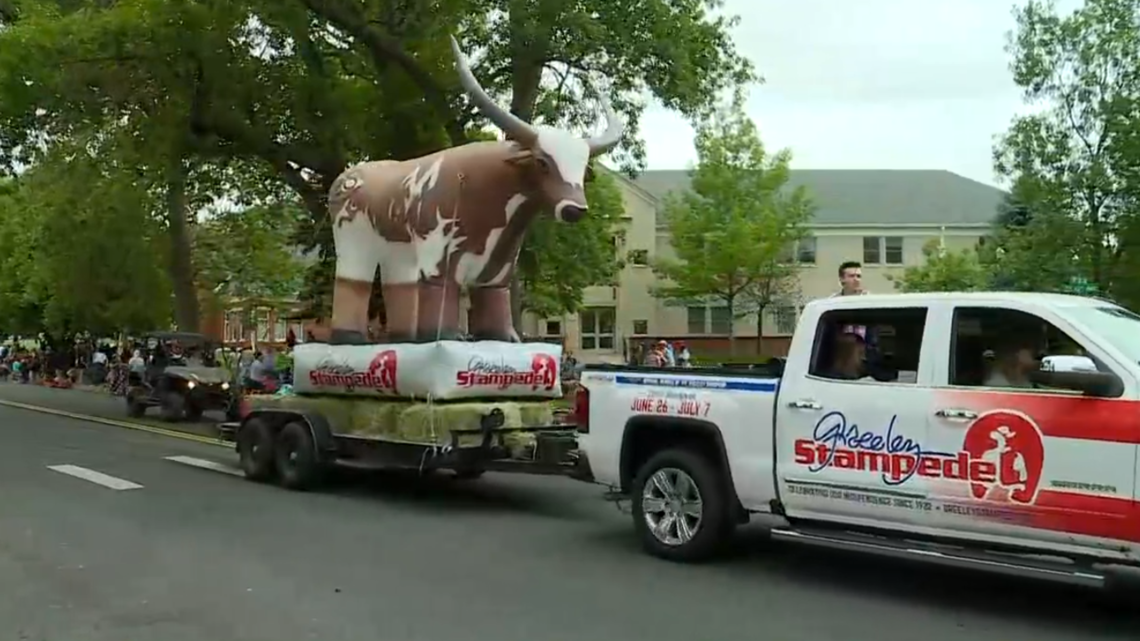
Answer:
[293,341,563,400]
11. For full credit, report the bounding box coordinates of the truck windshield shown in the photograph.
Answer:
[1067,306,1140,364]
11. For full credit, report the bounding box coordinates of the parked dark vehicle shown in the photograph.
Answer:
[125,332,240,422]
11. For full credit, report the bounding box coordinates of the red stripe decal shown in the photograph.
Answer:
[939,391,1140,444]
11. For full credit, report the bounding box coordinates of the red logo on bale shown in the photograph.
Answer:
[961,410,1045,504]
[455,353,559,391]
[308,349,398,392]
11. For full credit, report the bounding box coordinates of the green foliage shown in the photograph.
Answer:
[0,0,757,332]
[652,93,813,337]
[891,240,989,293]
[0,143,172,336]
[195,203,307,303]
[517,167,625,316]
[982,208,1089,292]
[997,0,1140,295]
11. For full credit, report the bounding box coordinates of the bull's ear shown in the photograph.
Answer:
[504,148,535,166]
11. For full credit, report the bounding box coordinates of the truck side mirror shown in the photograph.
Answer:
[1030,366,1124,398]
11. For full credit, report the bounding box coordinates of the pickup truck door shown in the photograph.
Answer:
[776,304,941,528]
[926,302,1139,555]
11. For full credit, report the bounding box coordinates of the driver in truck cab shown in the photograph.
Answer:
[983,330,1039,389]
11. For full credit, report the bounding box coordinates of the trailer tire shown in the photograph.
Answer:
[274,421,323,491]
[631,448,732,563]
[237,418,276,482]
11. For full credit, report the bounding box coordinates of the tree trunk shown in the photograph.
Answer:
[165,158,200,333]
[726,298,736,357]
[755,305,765,356]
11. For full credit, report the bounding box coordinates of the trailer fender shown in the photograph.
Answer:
[242,408,337,460]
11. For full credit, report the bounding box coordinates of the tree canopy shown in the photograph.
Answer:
[0,0,756,336]
[652,93,814,350]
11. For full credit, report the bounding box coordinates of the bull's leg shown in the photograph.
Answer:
[330,279,372,345]
[330,207,383,345]
[467,287,520,343]
[381,282,421,343]
[415,281,462,342]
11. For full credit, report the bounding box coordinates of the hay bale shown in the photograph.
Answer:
[245,394,554,451]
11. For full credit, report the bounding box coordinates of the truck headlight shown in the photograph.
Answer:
[187,381,197,389]
[221,382,230,390]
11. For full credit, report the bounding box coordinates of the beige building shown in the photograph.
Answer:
[522,169,1007,361]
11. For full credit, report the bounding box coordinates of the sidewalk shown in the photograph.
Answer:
[0,382,225,440]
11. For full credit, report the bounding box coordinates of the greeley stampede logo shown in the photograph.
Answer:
[961,410,1046,504]
[308,349,398,393]
[455,353,559,391]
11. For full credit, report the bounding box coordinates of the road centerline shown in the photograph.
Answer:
[46,464,144,491]
[164,455,244,477]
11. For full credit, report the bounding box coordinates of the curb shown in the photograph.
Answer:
[0,398,231,448]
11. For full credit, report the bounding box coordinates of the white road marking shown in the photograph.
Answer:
[164,455,244,477]
[47,465,143,491]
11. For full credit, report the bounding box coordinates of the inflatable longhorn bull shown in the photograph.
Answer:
[326,36,624,345]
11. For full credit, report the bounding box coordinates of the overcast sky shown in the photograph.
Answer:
[639,0,1080,187]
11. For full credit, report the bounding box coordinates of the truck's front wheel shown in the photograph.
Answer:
[631,448,732,563]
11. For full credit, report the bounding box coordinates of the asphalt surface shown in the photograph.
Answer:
[0,392,1136,640]
[0,382,222,437]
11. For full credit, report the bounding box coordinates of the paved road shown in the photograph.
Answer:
[0,403,1136,640]
[0,382,221,437]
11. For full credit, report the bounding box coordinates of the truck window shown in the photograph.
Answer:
[949,307,1104,389]
[808,307,928,384]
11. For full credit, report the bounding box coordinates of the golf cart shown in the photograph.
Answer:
[125,331,240,422]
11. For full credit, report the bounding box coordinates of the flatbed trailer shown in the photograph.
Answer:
[217,403,592,491]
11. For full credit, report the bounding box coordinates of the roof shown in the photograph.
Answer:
[632,169,1007,227]
[807,292,1112,310]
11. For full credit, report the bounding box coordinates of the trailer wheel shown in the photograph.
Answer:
[274,421,323,491]
[237,418,276,482]
[631,448,732,563]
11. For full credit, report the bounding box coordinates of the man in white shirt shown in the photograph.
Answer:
[984,333,1039,389]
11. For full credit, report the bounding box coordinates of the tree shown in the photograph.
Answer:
[0,0,756,330]
[516,167,625,318]
[194,202,307,303]
[982,208,1088,292]
[0,142,172,337]
[651,94,813,353]
[997,0,1140,295]
[891,239,989,292]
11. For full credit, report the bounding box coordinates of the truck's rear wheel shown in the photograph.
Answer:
[274,421,323,491]
[237,418,276,482]
[631,448,732,563]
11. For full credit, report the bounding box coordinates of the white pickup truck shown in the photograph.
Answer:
[575,292,1140,587]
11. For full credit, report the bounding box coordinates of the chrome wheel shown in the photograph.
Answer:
[641,467,703,546]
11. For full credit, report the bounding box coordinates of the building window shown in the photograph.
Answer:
[628,249,649,266]
[543,319,562,337]
[632,319,648,335]
[775,306,798,334]
[884,236,903,264]
[862,237,905,265]
[687,306,731,334]
[225,311,243,343]
[255,308,271,342]
[862,236,881,264]
[579,306,615,350]
[686,306,706,334]
[274,313,288,343]
[796,237,817,264]
[710,306,731,335]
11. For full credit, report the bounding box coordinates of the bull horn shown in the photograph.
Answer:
[586,91,624,157]
[450,36,536,145]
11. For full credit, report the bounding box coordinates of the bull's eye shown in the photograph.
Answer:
[535,157,551,173]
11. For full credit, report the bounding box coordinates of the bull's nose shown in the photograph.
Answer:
[559,205,587,222]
